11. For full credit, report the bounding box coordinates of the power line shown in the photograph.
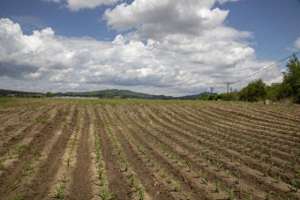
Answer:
[231,50,300,86]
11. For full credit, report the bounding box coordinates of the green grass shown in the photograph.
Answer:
[54,184,65,200]
[0,97,19,107]
[11,195,24,200]
[22,160,34,177]
[1,96,300,109]
[0,97,45,108]
[14,144,27,156]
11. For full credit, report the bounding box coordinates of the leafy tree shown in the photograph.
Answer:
[218,92,239,101]
[46,92,54,97]
[266,83,283,101]
[239,79,267,102]
[281,55,300,103]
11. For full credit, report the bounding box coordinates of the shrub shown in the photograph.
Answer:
[239,79,266,102]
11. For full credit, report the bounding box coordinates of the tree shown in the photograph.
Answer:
[281,55,300,103]
[239,79,267,102]
[46,92,54,97]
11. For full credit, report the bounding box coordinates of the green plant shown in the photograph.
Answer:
[246,193,253,200]
[35,116,48,123]
[22,160,34,176]
[171,181,181,192]
[215,181,220,193]
[15,144,27,155]
[228,189,235,200]
[239,79,267,102]
[100,190,113,200]
[137,187,145,200]
[11,195,24,200]
[54,184,65,200]
[290,179,300,191]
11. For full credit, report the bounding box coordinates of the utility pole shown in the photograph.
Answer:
[209,87,214,94]
[226,82,230,94]
[225,82,235,94]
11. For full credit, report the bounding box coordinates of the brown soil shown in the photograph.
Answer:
[0,101,299,200]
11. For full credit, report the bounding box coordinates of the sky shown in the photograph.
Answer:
[0,0,299,96]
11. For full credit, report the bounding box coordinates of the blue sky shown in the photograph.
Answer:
[221,0,300,60]
[0,0,299,95]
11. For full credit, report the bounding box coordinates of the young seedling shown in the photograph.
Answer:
[15,144,27,156]
[12,195,24,200]
[228,189,235,200]
[54,184,65,200]
[99,190,114,200]
[215,181,220,193]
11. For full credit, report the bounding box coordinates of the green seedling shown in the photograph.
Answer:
[0,161,4,171]
[100,190,114,200]
[11,195,24,200]
[137,187,145,200]
[15,144,27,156]
[215,181,220,193]
[54,184,65,200]
[228,189,235,200]
[22,160,34,176]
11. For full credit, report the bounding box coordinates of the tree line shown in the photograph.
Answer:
[200,55,300,103]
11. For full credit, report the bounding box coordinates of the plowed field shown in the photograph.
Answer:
[0,99,300,200]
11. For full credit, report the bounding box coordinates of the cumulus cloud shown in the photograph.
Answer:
[44,0,120,10]
[295,37,300,49]
[217,0,239,4]
[0,0,282,96]
[104,0,231,39]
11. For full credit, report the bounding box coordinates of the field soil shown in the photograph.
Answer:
[0,99,300,200]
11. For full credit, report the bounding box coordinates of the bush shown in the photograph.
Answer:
[281,55,300,103]
[239,79,266,102]
[218,92,239,101]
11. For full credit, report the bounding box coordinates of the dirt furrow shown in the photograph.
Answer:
[0,105,57,157]
[20,105,77,200]
[102,105,151,200]
[46,105,80,200]
[141,105,300,199]
[208,104,300,129]
[151,105,297,184]
[94,106,132,200]
[88,106,110,200]
[203,105,300,134]
[116,105,233,200]
[197,105,300,143]
[67,106,94,200]
[175,105,300,162]
[162,105,297,172]
[237,104,300,124]
[129,105,267,200]
[109,105,186,200]
[0,105,72,200]
[0,107,29,124]
[173,105,300,153]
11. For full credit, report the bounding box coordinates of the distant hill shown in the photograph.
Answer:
[0,88,208,100]
[0,89,44,97]
[54,89,174,99]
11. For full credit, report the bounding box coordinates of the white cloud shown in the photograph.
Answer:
[217,0,239,4]
[104,0,230,39]
[295,37,300,49]
[0,0,282,96]
[44,0,120,10]
[67,0,120,10]
[43,0,62,3]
